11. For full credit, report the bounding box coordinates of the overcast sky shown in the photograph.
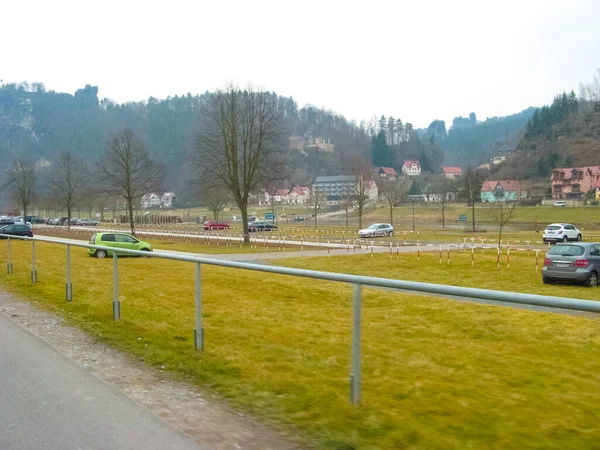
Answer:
[2,0,599,128]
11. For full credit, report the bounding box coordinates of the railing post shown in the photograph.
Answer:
[7,237,12,274]
[350,283,362,405]
[195,262,204,351]
[66,244,73,301]
[31,240,38,284]
[112,251,120,320]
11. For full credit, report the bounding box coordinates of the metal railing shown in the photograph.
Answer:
[2,234,600,405]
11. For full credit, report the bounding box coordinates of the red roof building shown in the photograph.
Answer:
[550,166,600,200]
[376,166,399,180]
[441,167,463,179]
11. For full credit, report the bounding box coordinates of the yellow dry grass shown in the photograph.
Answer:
[0,241,599,449]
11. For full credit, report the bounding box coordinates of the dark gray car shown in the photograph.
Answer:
[542,242,600,287]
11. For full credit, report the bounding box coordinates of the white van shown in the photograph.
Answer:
[553,200,566,207]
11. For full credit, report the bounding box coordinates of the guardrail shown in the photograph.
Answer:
[2,233,599,405]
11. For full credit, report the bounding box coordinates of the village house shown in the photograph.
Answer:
[375,166,399,180]
[286,186,310,204]
[440,166,463,179]
[141,192,177,209]
[481,180,527,202]
[140,193,161,209]
[160,192,177,209]
[550,166,600,200]
[490,143,514,165]
[401,160,421,176]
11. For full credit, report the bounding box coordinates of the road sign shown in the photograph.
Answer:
[459,215,467,222]
[265,213,275,220]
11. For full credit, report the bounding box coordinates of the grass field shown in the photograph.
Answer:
[42,203,600,228]
[1,240,600,449]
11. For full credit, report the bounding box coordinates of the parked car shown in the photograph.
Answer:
[0,224,33,238]
[203,220,230,230]
[47,218,61,225]
[0,217,15,226]
[553,200,567,207]
[25,215,45,224]
[543,223,582,243]
[543,242,600,287]
[248,221,277,232]
[88,233,153,258]
[358,223,394,238]
[77,219,99,226]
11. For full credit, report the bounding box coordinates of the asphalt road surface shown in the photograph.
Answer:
[0,313,204,450]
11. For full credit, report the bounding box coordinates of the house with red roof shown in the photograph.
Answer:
[481,180,527,202]
[441,166,463,179]
[286,186,310,204]
[375,166,399,180]
[550,166,600,200]
[401,160,421,176]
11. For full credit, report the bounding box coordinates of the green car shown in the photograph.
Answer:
[88,233,153,258]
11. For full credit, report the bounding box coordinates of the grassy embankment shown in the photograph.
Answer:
[0,241,599,449]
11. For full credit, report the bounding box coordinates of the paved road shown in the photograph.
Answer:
[0,313,204,450]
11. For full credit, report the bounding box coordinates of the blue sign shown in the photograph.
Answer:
[265,213,275,220]
[459,215,467,222]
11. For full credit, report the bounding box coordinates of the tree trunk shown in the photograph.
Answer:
[128,199,136,236]
[67,205,71,230]
[23,204,27,224]
[314,211,318,230]
[498,226,503,250]
[358,206,363,229]
[472,200,476,232]
[345,203,348,227]
[240,201,249,244]
[442,206,445,228]
[389,205,393,226]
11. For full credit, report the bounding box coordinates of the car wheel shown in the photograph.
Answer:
[577,234,582,241]
[542,277,552,284]
[562,235,568,242]
[387,231,393,237]
[96,249,107,259]
[584,271,598,288]
[140,248,151,258]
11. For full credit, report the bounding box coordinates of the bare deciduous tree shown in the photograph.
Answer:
[434,176,456,228]
[463,166,483,232]
[348,156,373,229]
[308,187,324,230]
[48,152,88,229]
[201,182,230,220]
[4,159,36,220]
[97,129,165,235]
[486,200,518,248]
[191,85,286,243]
[377,178,406,226]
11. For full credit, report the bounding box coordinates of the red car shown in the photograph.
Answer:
[203,220,230,230]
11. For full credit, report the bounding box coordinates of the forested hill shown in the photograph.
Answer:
[419,108,536,167]
[0,82,372,199]
[491,92,600,180]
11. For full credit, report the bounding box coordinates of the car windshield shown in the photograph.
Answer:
[546,226,562,230]
[548,245,585,256]
[366,224,379,229]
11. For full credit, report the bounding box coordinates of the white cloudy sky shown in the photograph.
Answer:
[2,0,599,127]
